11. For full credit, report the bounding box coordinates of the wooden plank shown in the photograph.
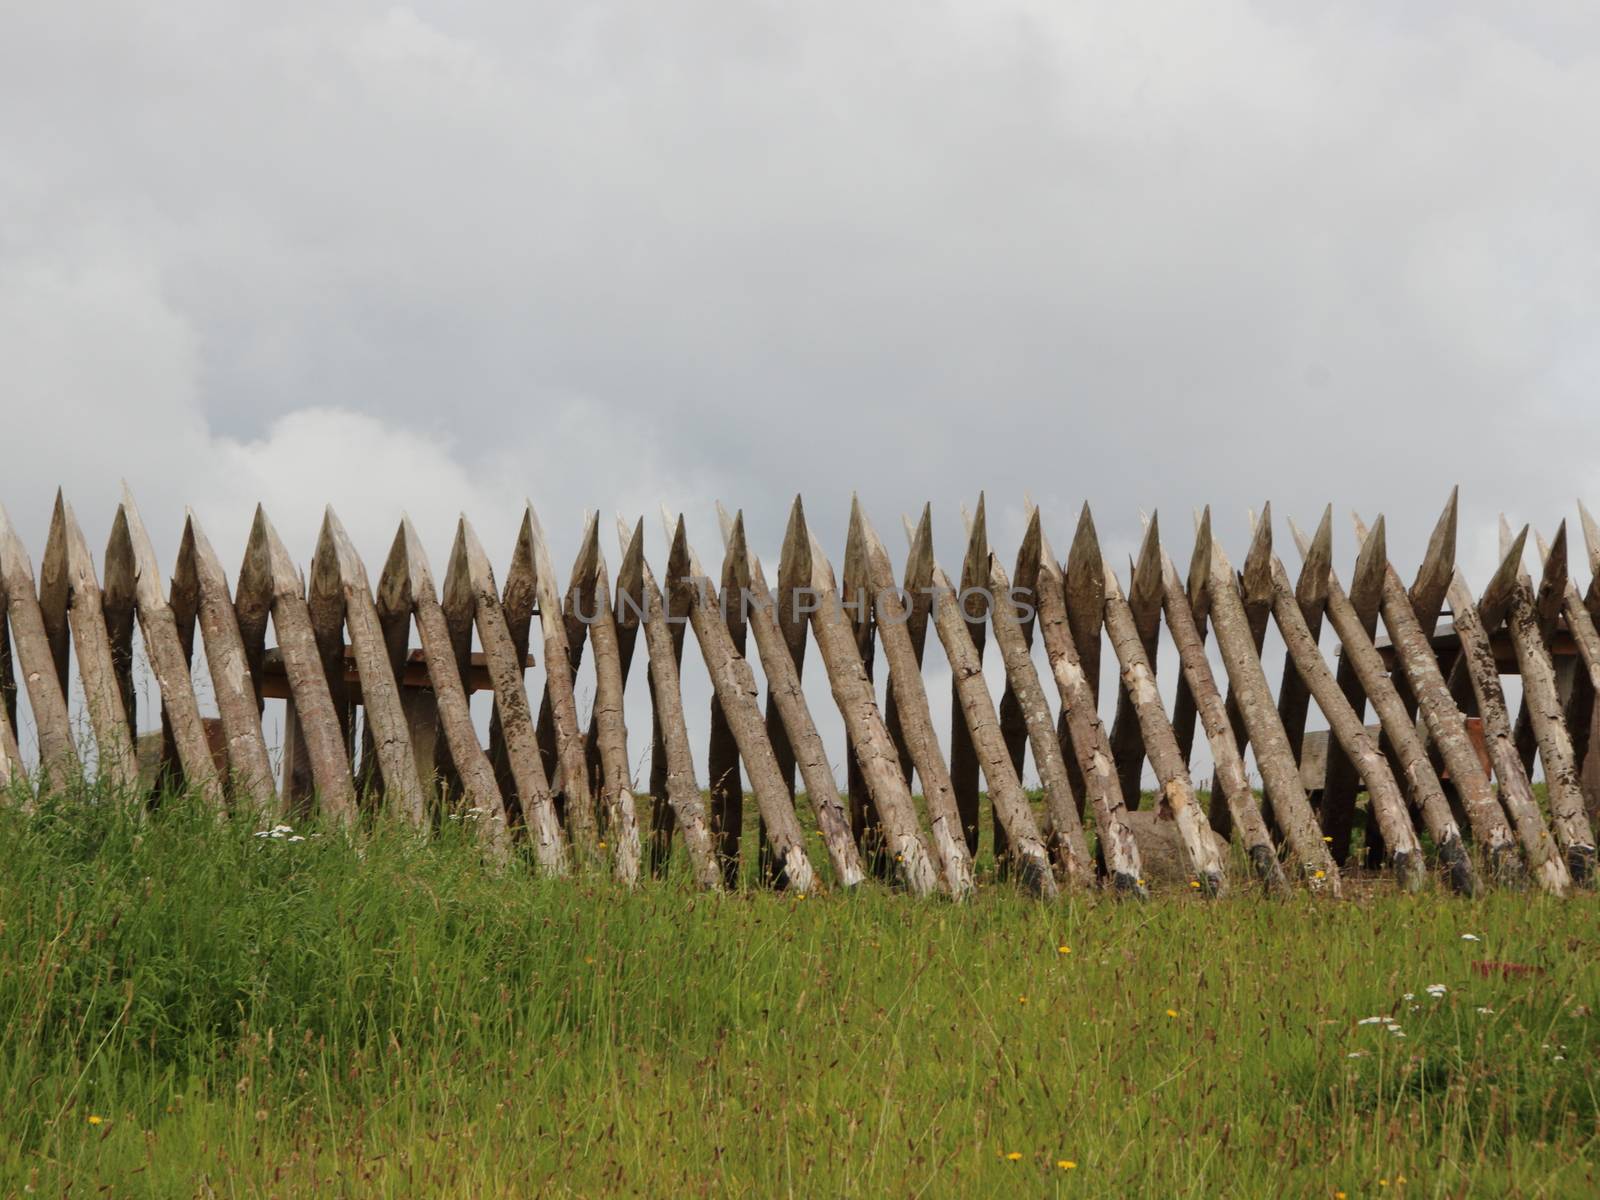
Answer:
[1288,517,1472,891]
[617,516,722,890]
[722,509,865,889]
[1155,532,1286,893]
[378,518,510,863]
[1443,566,1569,895]
[1206,524,1338,892]
[987,523,1092,887]
[449,518,568,875]
[666,517,817,893]
[50,498,138,794]
[1099,529,1227,895]
[1035,517,1144,896]
[1354,513,1522,885]
[1267,552,1426,891]
[580,533,642,886]
[847,503,971,895]
[0,501,79,783]
[175,513,276,819]
[244,507,358,827]
[522,504,599,858]
[317,509,425,827]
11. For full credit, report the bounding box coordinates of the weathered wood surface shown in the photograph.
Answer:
[574,521,642,886]
[883,504,936,788]
[1483,526,1597,882]
[1154,536,1286,893]
[616,517,722,891]
[1351,513,1521,886]
[447,518,567,875]
[520,505,599,860]
[722,509,865,890]
[243,508,358,827]
[706,513,745,885]
[315,509,425,826]
[1035,519,1144,896]
[1059,506,1108,811]
[0,502,78,784]
[1539,524,1600,837]
[377,519,510,863]
[1443,567,1569,895]
[947,494,987,855]
[987,530,1092,887]
[1206,508,1276,841]
[666,517,818,894]
[927,553,1058,898]
[851,503,972,896]
[1289,518,1474,893]
[841,506,887,876]
[1105,516,1162,813]
[1205,520,1339,892]
[1100,527,1226,895]
[1267,553,1425,891]
[51,497,139,795]
[173,514,276,818]
[996,506,1043,803]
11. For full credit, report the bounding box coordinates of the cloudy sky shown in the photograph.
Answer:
[3,2,1597,783]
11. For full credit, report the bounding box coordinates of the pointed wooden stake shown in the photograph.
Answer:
[378,518,509,863]
[667,517,818,893]
[0,502,78,786]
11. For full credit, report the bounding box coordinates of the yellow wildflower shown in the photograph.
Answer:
[1189,880,1200,889]
[1057,944,1071,955]
[1314,869,1326,879]
[1018,995,1028,1005]
[1166,1009,1179,1018]
[1324,835,1333,842]
[1005,1151,1023,1161]
[87,1115,103,1126]
[1058,1160,1077,1170]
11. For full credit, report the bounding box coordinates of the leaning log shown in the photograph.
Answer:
[0,502,78,785]
[1352,513,1522,885]
[582,543,643,887]
[666,517,818,893]
[1206,521,1338,892]
[1100,532,1227,895]
[1288,517,1474,893]
[724,510,866,889]
[1443,567,1569,895]
[1035,519,1144,896]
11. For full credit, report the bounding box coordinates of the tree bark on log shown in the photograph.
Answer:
[1106,517,1163,816]
[667,517,818,893]
[448,518,568,875]
[884,505,935,789]
[618,517,722,891]
[1486,528,1597,883]
[987,548,1092,887]
[1059,506,1107,811]
[706,520,745,886]
[377,519,510,865]
[583,548,643,887]
[1352,513,1522,886]
[926,558,1057,898]
[1538,525,1600,841]
[725,510,866,889]
[1101,545,1227,895]
[1443,569,1569,895]
[244,508,359,828]
[316,509,426,828]
[946,495,987,855]
[0,502,78,786]
[1288,518,1471,892]
[1268,555,1426,891]
[520,505,599,860]
[849,503,972,897]
[52,498,139,795]
[1207,509,1275,840]
[1205,524,1339,893]
[1035,522,1144,896]
[1156,545,1286,893]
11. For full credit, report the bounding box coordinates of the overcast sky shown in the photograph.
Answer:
[3,2,1597,785]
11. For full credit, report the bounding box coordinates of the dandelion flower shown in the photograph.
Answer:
[1189,880,1200,889]
[1166,1009,1179,1018]
[1336,1193,1347,1199]
[1324,836,1334,843]
[1005,1151,1023,1161]
[599,841,607,849]
[1314,869,1326,880]
[1018,995,1028,1005]
[1057,945,1071,955]
[87,1115,103,1126]
[1058,1160,1077,1170]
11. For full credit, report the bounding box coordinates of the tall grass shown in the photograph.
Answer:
[0,786,1595,1196]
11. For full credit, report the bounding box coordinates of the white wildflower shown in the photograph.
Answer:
[1460,933,1481,942]
[1476,1007,1494,1015]
[1358,1016,1385,1026]
[1425,984,1448,999]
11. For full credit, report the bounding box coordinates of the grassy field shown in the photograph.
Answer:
[0,789,1596,1197]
